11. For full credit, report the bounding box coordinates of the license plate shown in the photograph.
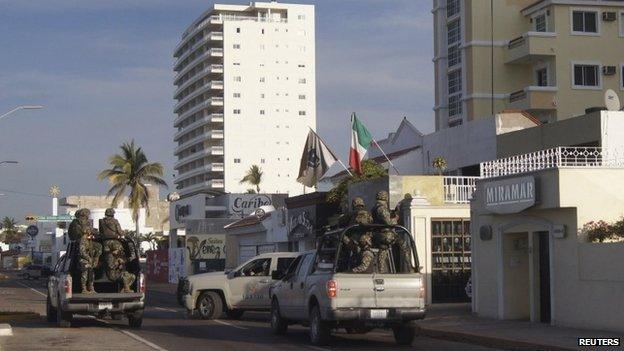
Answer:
[370,309,388,319]
[98,302,113,310]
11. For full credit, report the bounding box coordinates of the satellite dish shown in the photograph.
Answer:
[604,89,621,111]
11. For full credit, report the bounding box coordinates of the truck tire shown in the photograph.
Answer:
[309,305,330,345]
[196,291,223,320]
[128,310,143,328]
[270,300,288,335]
[225,309,244,319]
[392,323,416,345]
[46,295,57,323]
[56,297,72,328]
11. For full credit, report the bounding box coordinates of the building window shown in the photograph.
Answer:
[298,111,306,116]
[448,45,461,67]
[261,28,265,34]
[234,158,241,163]
[298,95,306,100]
[260,93,265,99]
[260,77,266,83]
[572,10,598,34]
[233,44,241,49]
[298,78,306,84]
[260,110,265,115]
[233,109,241,114]
[236,27,240,33]
[298,64,306,68]
[298,14,306,20]
[234,76,241,82]
[620,12,624,37]
[447,19,461,45]
[448,94,462,117]
[573,63,600,88]
[534,13,547,32]
[233,93,241,98]
[261,158,265,164]
[260,44,265,50]
[622,64,624,89]
[448,70,461,94]
[233,62,240,66]
[447,0,460,18]
[536,67,548,86]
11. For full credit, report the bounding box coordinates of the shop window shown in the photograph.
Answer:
[431,219,471,303]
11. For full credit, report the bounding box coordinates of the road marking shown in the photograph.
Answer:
[118,329,170,351]
[153,307,178,313]
[212,319,248,330]
[15,281,46,297]
[305,346,331,351]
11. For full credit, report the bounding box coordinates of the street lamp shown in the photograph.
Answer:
[0,105,43,122]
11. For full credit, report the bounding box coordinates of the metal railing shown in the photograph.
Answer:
[508,36,526,49]
[480,147,624,178]
[509,89,527,102]
[443,176,478,204]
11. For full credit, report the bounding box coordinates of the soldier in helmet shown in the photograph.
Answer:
[351,232,375,273]
[99,208,124,253]
[104,240,135,293]
[371,191,410,273]
[349,197,373,225]
[68,209,102,294]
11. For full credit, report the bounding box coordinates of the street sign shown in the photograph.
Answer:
[36,215,74,222]
[26,225,39,238]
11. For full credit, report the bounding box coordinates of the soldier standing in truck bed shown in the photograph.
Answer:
[68,209,102,294]
[371,191,411,273]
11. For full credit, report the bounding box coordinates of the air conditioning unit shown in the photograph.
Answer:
[603,66,617,76]
[602,12,617,21]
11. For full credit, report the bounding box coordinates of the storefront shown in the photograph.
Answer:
[471,165,624,333]
[285,192,339,252]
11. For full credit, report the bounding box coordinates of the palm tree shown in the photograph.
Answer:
[432,156,448,176]
[2,217,21,244]
[239,165,263,193]
[139,232,160,251]
[98,140,168,238]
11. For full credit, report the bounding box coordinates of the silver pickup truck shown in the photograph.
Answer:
[269,224,425,346]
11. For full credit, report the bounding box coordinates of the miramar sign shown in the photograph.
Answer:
[484,176,537,214]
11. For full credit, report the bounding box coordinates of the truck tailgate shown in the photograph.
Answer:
[69,293,143,303]
[331,273,376,308]
[373,273,424,308]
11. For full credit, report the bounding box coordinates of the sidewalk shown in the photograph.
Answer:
[416,304,624,351]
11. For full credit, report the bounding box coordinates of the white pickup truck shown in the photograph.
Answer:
[269,224,426,346]
[177,252,299,319]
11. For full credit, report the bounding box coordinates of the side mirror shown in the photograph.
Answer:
[271,270,285,280]
[227,270,237,279]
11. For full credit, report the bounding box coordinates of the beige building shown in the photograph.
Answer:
[472,148,624,332]
[433,0,624,130]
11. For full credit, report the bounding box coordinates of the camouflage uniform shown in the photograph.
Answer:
[69,209,102,293]
[349,197,373,225]
[104,239,135,293]
[99,208,135,292]
[371,191,410,273]
[351,233,375,273]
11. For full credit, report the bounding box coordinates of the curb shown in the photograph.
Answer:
[415,325,577,351]
[0,324,12,337]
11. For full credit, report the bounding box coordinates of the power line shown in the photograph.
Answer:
[0,188,50,198]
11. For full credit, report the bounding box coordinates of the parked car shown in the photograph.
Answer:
[269,224,426,346]
[46,239,145,328]
[22,264,52,280]
[177,252,299,319]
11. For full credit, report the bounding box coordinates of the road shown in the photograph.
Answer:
[0,273,500,351]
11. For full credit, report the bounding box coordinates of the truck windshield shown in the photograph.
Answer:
[317,226,419,274]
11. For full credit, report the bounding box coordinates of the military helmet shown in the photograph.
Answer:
[105,208,115,217]
[359,232,373,247]
[352,197,365,208]
[376,190,389,201]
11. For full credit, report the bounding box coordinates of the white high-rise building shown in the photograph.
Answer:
[173,1,316,199]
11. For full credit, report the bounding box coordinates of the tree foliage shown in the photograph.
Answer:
[432,156,447,175]
[2,217,23,244]
[326,160,387,205]
[239,165,263,193]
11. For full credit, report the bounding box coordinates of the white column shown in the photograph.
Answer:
[52,196,64,267]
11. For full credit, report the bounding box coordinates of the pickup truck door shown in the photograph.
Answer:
[227,258,273,308]
[290,253,315,320]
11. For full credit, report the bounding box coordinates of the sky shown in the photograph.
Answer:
[0,0,434,221]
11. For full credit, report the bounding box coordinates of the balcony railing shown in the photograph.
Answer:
[443,176,478,204]
[480,147,624,178]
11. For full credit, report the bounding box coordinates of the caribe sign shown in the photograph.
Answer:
[230,194,272,215]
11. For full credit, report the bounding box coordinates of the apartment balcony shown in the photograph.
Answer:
[175,98,224,125]
[174,64,224,99]
[175,131,224,155]
[443,176,478,204]
[480,147,624,179]
[174,33,224,71]
[175,16,224,58]
[174,114,223,140]
[508,86,557,111]
[174,146,224,170]
[505,32,556,64]
[174,81,224,113]
[178,178,225,197]
[174,48,224,83]
[175,163,225,183]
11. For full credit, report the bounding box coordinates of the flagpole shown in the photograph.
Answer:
[309,127,354,177]
[373,139,401,175]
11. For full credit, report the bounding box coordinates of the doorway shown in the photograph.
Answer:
[537,232,551,323]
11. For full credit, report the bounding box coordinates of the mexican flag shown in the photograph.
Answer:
[349,113,373,174]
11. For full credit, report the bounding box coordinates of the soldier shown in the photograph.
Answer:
[351,233,375,273]
[68,209,102,294]
[99,208,124,253]
[349,197,373,225]
[371,191,410,273]
[104,240,135,293]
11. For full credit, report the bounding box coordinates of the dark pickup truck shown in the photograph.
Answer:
[46,239,145,328]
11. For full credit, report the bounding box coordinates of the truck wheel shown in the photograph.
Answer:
[392,324,416,345]
[128,310,143,328]
[225,309,244,319]
[46,295,57,323]
[270,300,288,335]
[309,305,330,345]
[56,298,72,328]
[197,291,223,320]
